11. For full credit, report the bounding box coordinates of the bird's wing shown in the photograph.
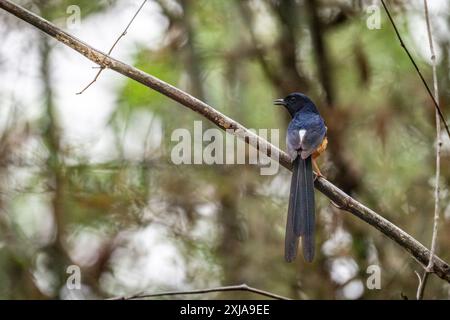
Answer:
[299,115,326,159]
[286,125,301,160]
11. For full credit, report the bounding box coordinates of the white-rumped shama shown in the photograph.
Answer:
[274,92,327,263]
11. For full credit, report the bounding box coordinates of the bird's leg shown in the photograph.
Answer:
[312,157,325,179]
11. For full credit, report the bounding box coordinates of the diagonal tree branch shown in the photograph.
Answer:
[1,0,449,283]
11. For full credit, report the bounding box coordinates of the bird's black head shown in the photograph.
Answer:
[273,92,317,117]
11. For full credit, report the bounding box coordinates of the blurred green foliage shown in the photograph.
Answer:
[0,0,449,300]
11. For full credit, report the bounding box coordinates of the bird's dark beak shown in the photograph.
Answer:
[273,98,286,106]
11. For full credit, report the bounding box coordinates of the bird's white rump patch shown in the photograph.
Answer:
[299,129,306,144]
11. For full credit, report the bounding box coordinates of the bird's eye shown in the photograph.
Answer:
[289,96,296,102]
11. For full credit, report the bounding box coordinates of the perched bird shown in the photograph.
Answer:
[274,93,327,263]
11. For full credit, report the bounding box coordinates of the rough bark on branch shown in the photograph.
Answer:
[1,0,449,283]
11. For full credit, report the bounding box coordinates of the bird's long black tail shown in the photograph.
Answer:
[285,156,315,263]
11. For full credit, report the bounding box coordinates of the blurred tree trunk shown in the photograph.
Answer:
[215,171,248,295]
[305,0,361,194]
[179,0,205,101]
[40,35,70,297]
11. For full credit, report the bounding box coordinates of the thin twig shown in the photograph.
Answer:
[76,0,147,94]
[415,270,428,300]
[380,0,450,140]
[109,284,291,300]
[416,0,441,300]
[416,271,429,300]
[1,0,450,284]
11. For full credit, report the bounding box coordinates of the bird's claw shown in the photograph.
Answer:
[314,172,326,181]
